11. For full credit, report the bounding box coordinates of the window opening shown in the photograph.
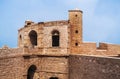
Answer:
[52,30,60,47]
[29,30,37,46]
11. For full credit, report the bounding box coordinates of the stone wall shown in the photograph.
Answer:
[96,43,120,56]
[0,47,24,58]
[69,55,120,79]
[18,20,68,48]
[107,43,120,56]
[0,54,68,79]
[0,57,24,79]
[70,42,120,56]
[43,25,68,48]
[23,56,68,79]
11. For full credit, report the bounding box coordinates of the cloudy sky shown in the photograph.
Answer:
[0,0,120,47]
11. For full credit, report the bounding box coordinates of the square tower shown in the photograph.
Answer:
[69,9,83,53]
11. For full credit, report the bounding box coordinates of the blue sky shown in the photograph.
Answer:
[0,0,120,48]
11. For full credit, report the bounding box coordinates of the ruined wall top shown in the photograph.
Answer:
[18,20,68,32]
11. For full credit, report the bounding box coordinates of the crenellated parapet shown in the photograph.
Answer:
[70,42,120,57]
[97,43,120,56]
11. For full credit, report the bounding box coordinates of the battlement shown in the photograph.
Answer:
[71,42,120,57]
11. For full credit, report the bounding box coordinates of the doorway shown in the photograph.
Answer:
[27,65,37,79]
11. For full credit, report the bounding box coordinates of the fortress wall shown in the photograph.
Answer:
[97,43,120,56]
[97,43,108,49]
[23,56,68,79]
[23,47,69,56]
[69,55,120,79]
[24,57,68,73]
[107,43,120,56]
[81,42,97,52]
[71,42,97,54]
[0,57,24,79]
[77,42,120,56]
[0,48,24,58]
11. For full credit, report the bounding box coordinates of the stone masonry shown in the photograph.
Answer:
[0,9,120,79]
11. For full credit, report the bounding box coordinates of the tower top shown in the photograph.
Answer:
[69,8,83,13]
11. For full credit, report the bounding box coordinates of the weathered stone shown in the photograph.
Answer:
[0,9,120,79]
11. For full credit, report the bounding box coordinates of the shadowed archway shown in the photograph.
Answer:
[27,65,37,79]
[29,30,37,46]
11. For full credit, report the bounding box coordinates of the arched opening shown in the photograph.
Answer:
[29,30,37,46]
[50,77,58,79]
[52,30,60,47]
[27,65,37,79]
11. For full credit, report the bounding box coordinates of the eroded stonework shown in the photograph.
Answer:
[0,9,120,79]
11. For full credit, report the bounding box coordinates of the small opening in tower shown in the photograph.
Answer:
[27,23,31,25]
[75,43,78,46]
[75,30,78,33]
[75,14,78,17]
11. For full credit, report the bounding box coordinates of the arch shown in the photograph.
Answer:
[29,30,37,46]
[27,65,37,79]
[49,77,59,79]
[52,30,60,47]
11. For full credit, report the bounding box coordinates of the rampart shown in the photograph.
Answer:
[72,42,120,56]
